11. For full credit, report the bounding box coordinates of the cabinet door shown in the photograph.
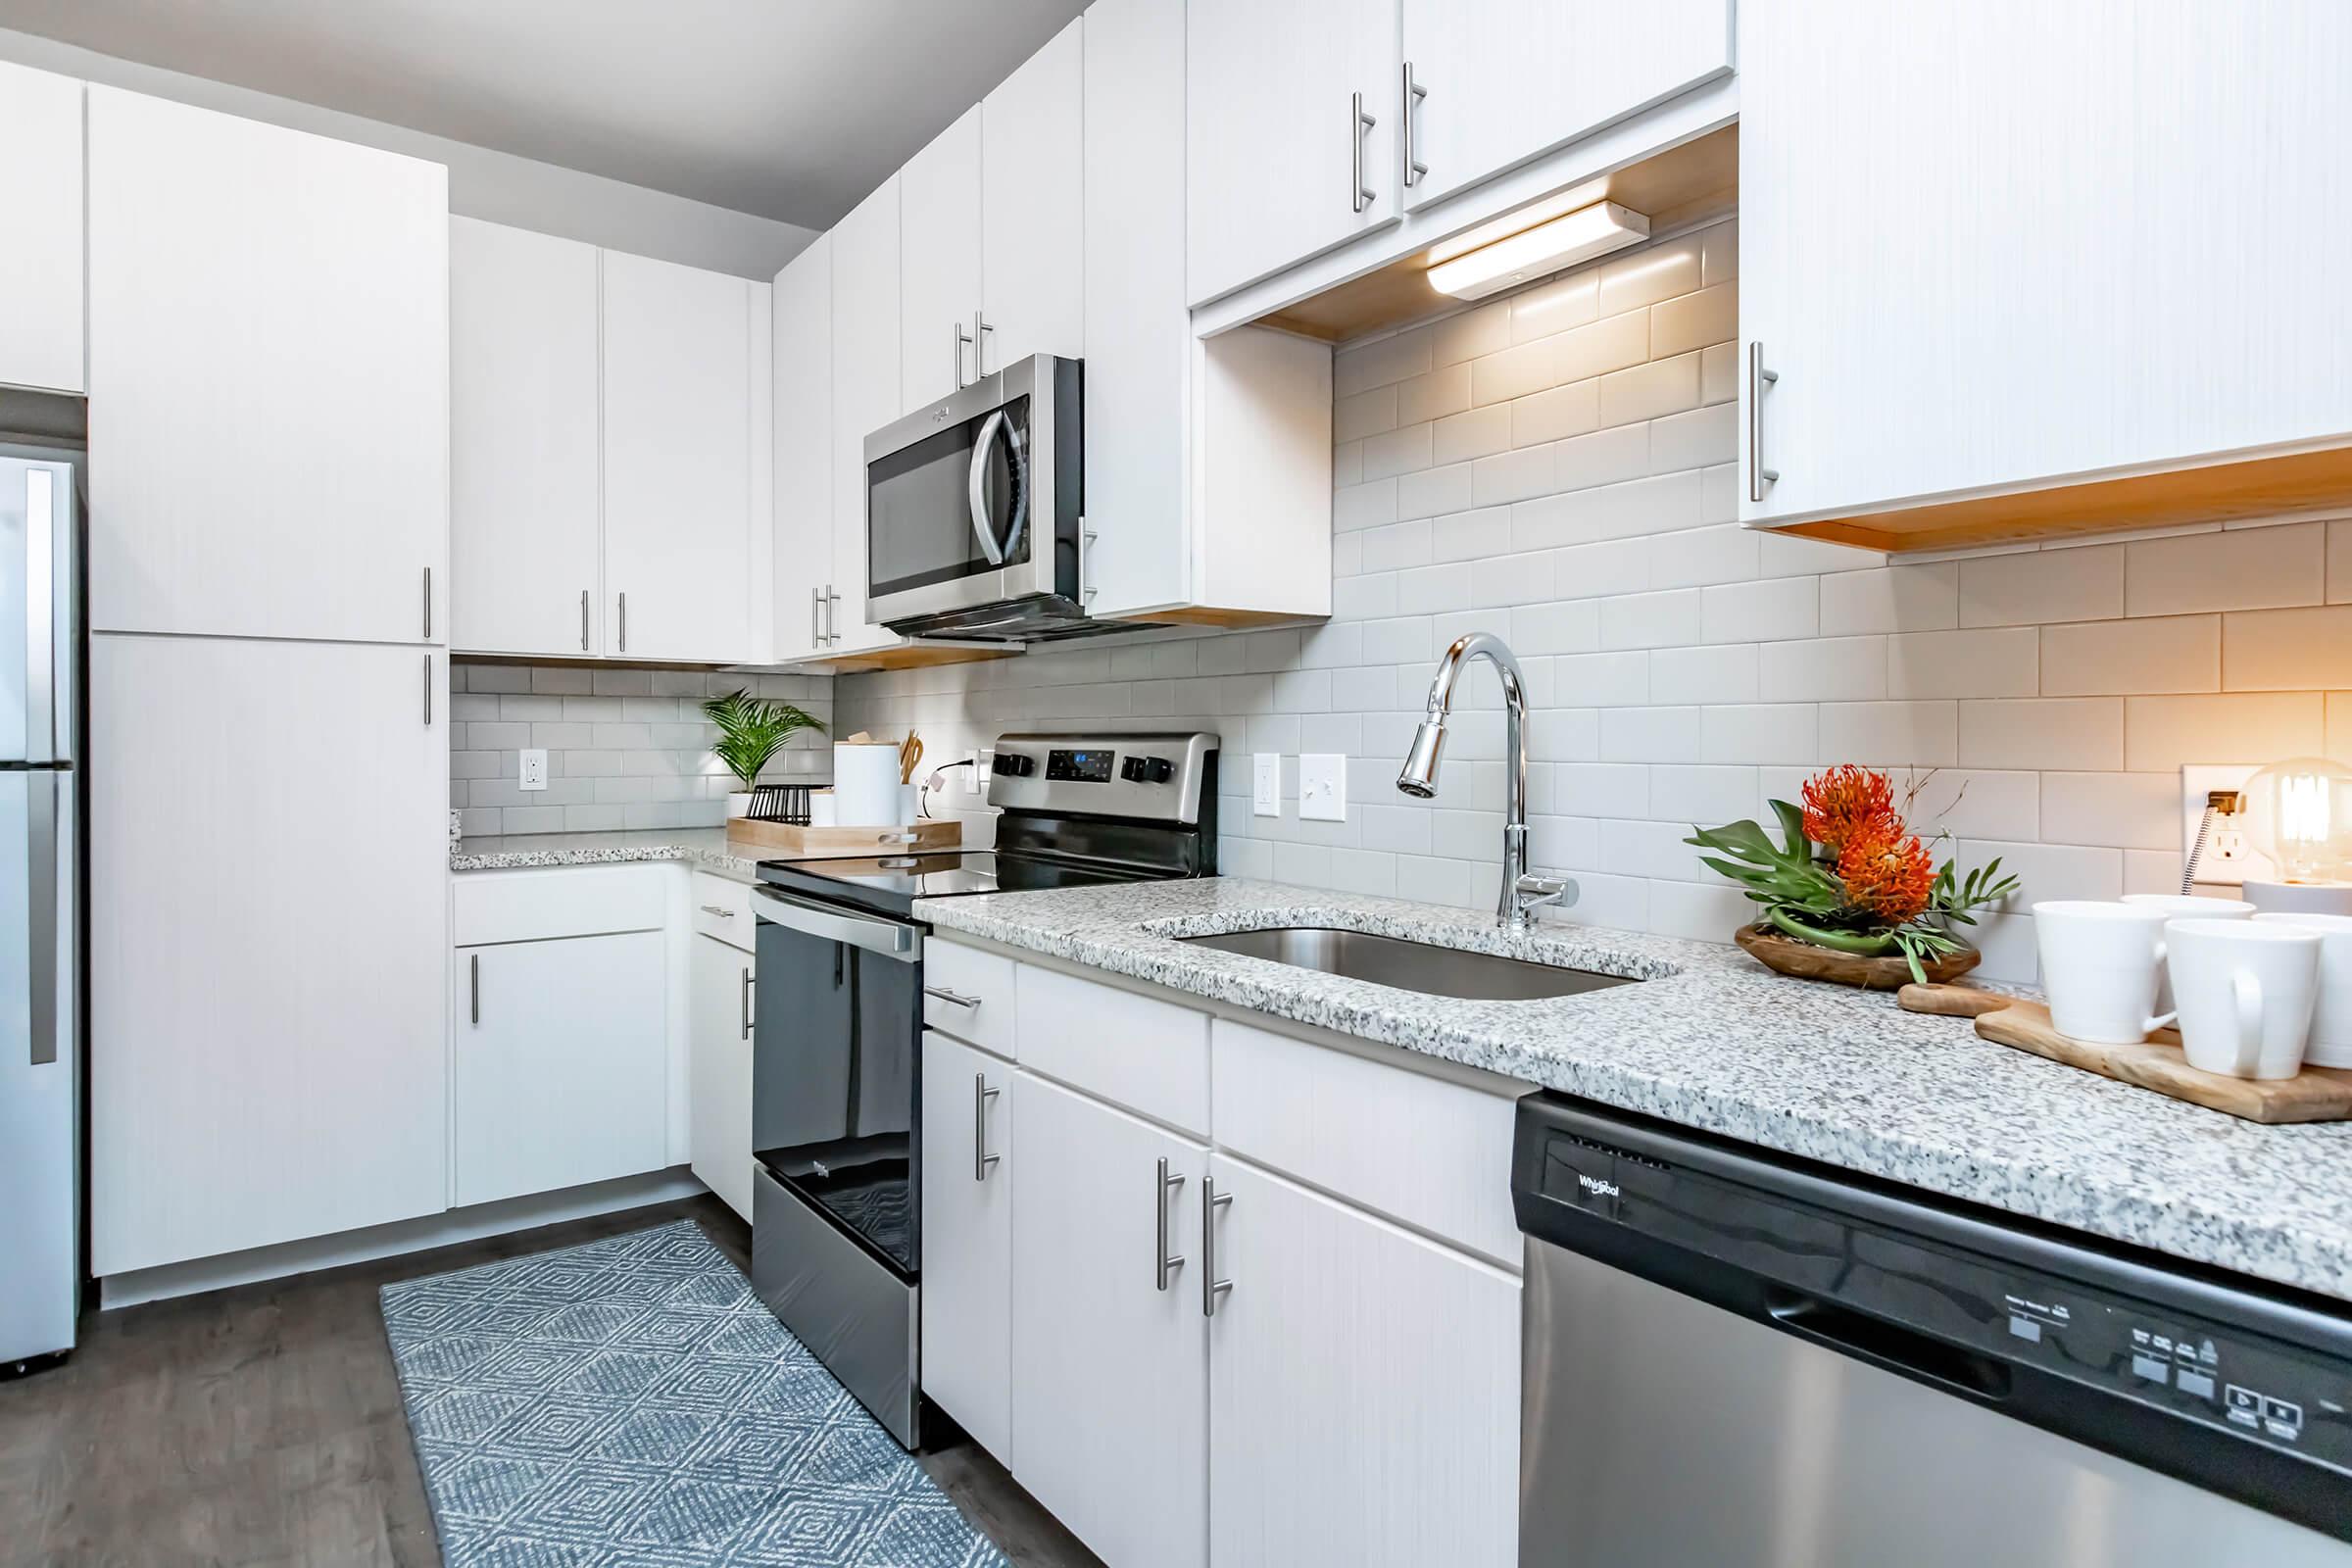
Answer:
[450,218,603,657]
[86,87,448,644]
[689,936,756,1221]
[1400,0,1731,214]
[828,178,905,656]
[90,635,448,1275]
[1185,0,1397,306]
[0,62,83,394]
[920,1032,1013,1462]
[1083,0,1190,618]
[980,19,1085,374]
[1205,1154,1520,1568]
[900,109,983,411]
[1011,1074,1206,1568]
[455,931,667,1208]
[1740,0,2352,526]
[772,234,836,662]
[602,251,755,662]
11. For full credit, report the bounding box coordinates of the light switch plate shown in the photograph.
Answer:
[2180,764,2261,886]
[519,749,549,791]
[1252,754,1281,817]
[1299,753,1347,821]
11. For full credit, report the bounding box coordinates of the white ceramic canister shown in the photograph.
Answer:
[832,741,905,826]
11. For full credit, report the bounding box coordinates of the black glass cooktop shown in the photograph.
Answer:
[758,849,1167,918]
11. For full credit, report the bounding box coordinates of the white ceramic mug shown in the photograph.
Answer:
[2034,901,2178,1045]
[2122,895,2255,1010]
[2252,912,2352,1069]
[2164,918,2321,1080]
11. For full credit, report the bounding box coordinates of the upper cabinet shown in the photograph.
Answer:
[87,86,448,645]
[772,233,837,662]
[1186,0,1398,307]
[601,252,761,662]
[1740,0,2352,552]
[828,177,906,656]
[0,63,84,396]
[900,110,984,410]
[450,218,602,657]
[1399,0,1732,214]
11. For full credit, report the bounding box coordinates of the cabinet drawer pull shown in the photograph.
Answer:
[581,588,590,651]
[923,984,979,1009]
[1747,342,1781,503]
[1155,1157,1187,1292]
[423,654,433,726]
[1400,63,1428,188]
[740,966,754,1040]
[1350,92,1377,215]
[700,904,735,918]
[469,952,479,1025]
[823,587,842,645]
[954,318,974,389]
[421,565,433,640]
[973,1073,1002,1182]
[974,312,994,379]
[810,585,824,648]
[616,591,627,652]
[1202,1178,1234,1316]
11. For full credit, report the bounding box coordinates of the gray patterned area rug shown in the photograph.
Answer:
[381,1219,1005,1568]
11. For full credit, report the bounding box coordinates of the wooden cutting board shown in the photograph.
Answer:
[1976,1000,2352,1124]
[725,817,960,857]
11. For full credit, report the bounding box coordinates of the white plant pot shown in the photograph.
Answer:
[725,792,755,820]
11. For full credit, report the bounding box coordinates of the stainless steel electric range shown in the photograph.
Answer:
[747,731,1219,1446]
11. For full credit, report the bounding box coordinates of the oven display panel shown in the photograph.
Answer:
[1046,748,1116,782]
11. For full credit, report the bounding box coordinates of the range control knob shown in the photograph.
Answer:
[1119,756,1148,782]
[992,752,1035,778]
[1140,757,1175,784]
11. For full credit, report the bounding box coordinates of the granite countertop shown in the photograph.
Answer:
[450,828,760,881]
[915,876,2352,1304]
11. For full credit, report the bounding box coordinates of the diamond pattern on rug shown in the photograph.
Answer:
[382,1220,1006,1568]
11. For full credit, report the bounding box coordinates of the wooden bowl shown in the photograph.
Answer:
[1733,923,1982,991]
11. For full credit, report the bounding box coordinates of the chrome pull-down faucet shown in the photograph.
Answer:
[1396,632,1579,931]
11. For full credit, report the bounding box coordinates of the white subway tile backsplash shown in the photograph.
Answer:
[1648,524,1759,590]
[2123,693,2325,770]
[1396,461,1476,522]
[1509,270,1600,344]
[1433,299,1509,367]
[1433,405,1512,466]
[2126,522,2325,616]
[1333,324,1433,397]
[1600,589,1701,651]
[1817,700,1957,767]
[1333,384,1399,443]
[1510,378,1599,448]
[1471,443,1557,507]
[1598,235,1701,315]
[2223,606,2352,691]
[1760,636,1886,703]
[1700,576,1817,644]
[1397,362,1472,426]
[2042,614,2219,696]
[1959,544,2124,628]
[1958,699,2125,771]
[1596,351,1702,428]
[1886,628,2038,699]
[1649,643,1757,706]
[1361,420,1436,480]
[1430,506,1512,563]
[2039,771,2180,850]
[1818,564,1959,635]
[1649,280,1736,360]
[1555,309,1651,384]
[1603,707,1702,763]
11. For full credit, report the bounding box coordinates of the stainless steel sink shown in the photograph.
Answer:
[1176,927,1638,1002]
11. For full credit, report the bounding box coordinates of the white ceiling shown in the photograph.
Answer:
[0,0,1092,228]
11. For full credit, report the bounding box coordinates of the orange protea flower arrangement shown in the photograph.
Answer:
[1687,765,2020,983]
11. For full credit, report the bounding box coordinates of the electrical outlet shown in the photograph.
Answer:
[519,749,549,792]
[964,748,983,794]
[1252,754,1282,817]
[2180,764,2262,885]
[1299,754,1347,821]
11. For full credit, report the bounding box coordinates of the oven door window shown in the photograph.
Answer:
[752,916,920,1274]
[867,394,1031,600]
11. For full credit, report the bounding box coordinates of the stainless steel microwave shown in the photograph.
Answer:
[864,353,1096,640]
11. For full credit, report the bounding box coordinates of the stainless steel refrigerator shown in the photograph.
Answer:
[1,450,78,1372]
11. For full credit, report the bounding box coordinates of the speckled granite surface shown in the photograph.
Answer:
[450,828,760,881]
[916,876,2352,1303]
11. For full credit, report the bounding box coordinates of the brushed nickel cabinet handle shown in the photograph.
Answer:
[581,588,590,652]
[423,655,433,726]
[701,904,735,918]
[1748,342,1782,504]
[422,565,433,640]
[923,984,979,1009]
[1156,1157,1187,1292]
[469,952,479,1025]
[1401,63,1428,187]
[974,312,994,378]
[1350,92,1377,214]
[740,966,754,1040]
[973,1073,1001,1182]
[1202,1178,1234,1316]
[810,585,824,648]
[954,318,974,389]
[616,591,627,652]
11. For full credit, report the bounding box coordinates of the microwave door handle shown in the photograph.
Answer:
[966,409,1009,566]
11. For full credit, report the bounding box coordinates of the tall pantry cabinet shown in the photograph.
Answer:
[85,87,454,1277]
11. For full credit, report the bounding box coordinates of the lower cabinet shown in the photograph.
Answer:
[1205,1153,1521,1568]
[1010,1072,1209,1568]
[918,1031,1013,1461]
[688,933,757,1221]
[452,931,667,1207]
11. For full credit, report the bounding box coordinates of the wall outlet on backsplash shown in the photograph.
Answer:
[519,749,548,791]
[1252,754,1282,817]
[2181,765,2262,887]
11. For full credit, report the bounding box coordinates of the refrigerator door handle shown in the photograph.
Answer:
[26,771,56,1066]
[24,466,56,763]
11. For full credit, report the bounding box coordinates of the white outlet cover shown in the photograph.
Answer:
[1299,753,1347,821]
[2180,764,2264,886]
[1252,754,1282,817]
[964,749,984,793]
[519,748,549,791]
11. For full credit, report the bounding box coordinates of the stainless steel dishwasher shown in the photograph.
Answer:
[1512,1093,2352,1566]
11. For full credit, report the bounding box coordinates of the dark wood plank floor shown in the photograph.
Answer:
[0,1195,1100,1568]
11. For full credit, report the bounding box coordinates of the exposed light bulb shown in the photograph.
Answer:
[2244,756,2352,884]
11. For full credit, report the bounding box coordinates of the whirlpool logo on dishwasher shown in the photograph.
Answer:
[1577,1172,1621,1200]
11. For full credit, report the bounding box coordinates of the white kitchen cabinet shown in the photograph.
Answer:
[978,18,1086,375]
[771,234,840,662]
[454,931,668,1207]
[900,109,984,410]
[1739,0,2352,544]
[689,933,756,1221]
[1400,0,1731,214]
[449,218,603,657]
[0,62,83,394]
[827,177,905,656]
[90,634,448,1276]
[919,1031,1013,1462]
[1185,0,1397,306]
[602,251,760,662]
[86,86,448,645]
[1205,1153,1520,1568]
[1085,0,1335,625]
[1011,1073,1207,1568]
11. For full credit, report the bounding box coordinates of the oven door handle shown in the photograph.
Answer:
[964,408,1028,568]
[752,885,921,962]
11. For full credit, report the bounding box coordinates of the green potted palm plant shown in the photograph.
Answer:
[703,688,824,818]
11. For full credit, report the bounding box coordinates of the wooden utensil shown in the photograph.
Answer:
[1975,1000,2352,1124]
[1897,983,2010,1018]
[899,732,923,785]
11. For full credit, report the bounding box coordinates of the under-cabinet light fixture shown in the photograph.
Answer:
[1425,200,1650,301]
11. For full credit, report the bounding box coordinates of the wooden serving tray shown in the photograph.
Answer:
[724,817,960,858]
[1975,1000,2352,1125]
